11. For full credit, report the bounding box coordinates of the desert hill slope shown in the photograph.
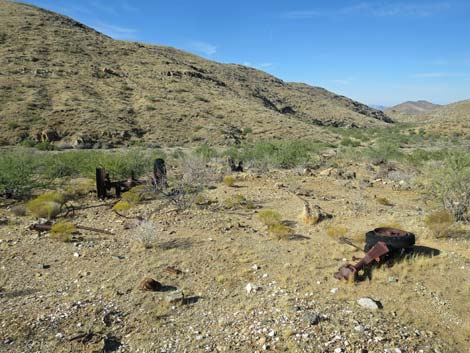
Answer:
[0,1,393,147]
[423,99,470,121]
[385,100,440,116]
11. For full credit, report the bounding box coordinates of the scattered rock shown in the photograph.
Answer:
[319,168,335,176]
[73,252,80,258]
[165,290,184,303]
[330,287,339,294]
[354,325,365,333]
[357,297,382,310]
[164,266,182,275]
[138,278,162,292]
[36,263,50,270]
[0,217,8,226]
[246,283,259,294]
[302,311,321,325]
[388,276,398,283]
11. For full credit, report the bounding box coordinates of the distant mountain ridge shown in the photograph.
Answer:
[385,100,440,116]
[0,0,393,147]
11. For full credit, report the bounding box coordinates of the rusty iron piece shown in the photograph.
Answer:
[334,242,389,281]
[138,278,162,291]
[29,223,114,235]
[164,266,182,275]
[96,158,167,199]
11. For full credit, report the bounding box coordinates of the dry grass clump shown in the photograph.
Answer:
[65,178,94,198]
[50,221,76,242]
[325,226,349,239]
[425,210,455,238]
[10,204,27,217]
[376,196,393,206]
[223,176,236,187]
[27,191,64,219]
[112,188,143,214]
[134,221,158,249]
[112,201,132,213]
[223,194,255,210]
[268,223,295,240]
[257,210,282,226]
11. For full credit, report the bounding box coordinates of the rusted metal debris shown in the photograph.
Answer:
[334,242,390,281]
[227,156,243,172]
[29,222,114,235]
[164,266,183,275]
[335,227,416,281]
[96,158,167,199]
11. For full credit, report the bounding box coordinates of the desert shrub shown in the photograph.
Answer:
[27,192,64,219]
[50,221,76,242]
[426,153,470,222]
[180,154,218,187]
[0,151,38,199]
[121,190,141,205]
[340,137,360,147]
[223,176,236,187]
[424,210,454,238]
[194,144,217,162]
[268,223,295,240]
[223,194,254,209]
[376,197,393,206]
[224,140,330,169]
[326,226,349,238]
[135,221,158,249]
[257,210,282,226]
[65,178,95,198]
[365,142,403,164]
[112,201,132,213]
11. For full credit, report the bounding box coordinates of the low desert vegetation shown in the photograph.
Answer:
[257,210,282,227]
[50,221,76,242]
[27,191,65,219]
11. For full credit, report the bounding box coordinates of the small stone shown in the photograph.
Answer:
[36,263,50,269]
[354,325,365,333]
[394,349,403,353]
[258,337,266,345]
[55,333,64,339]
[0,217,8,226]
[73,252,80,258]
[165,289,184,303]
[268,330,276,337]
[388,276,398,283]
[357,297,381,310]
[252,264,259,270]
[334,348,343,353]
[330,287,339,294]
[246,283,258,294]
[138,278,162,292]
[303,312,320,325]
[112,255,125,260]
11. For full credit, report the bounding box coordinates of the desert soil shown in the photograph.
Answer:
[0,162,469,353]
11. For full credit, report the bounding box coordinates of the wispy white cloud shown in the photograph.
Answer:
[188,41,217,56]
[92,22,137,40]
[282,2,452,19]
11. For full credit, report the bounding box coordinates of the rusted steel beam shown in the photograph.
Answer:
[29,223,114,235]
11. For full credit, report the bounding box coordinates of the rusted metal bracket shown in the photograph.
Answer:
[334,242,390,281]
[96,158,167,199]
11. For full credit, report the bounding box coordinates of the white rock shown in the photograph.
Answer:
[334,348,343,353]
[330,287,339,294]
[354,325,365,333]
[73,252,80,258]
[246,283,258,294]
[252,264,259,270]
[395,349,403,353]
[357,297,380,310]
[268,330,276,337]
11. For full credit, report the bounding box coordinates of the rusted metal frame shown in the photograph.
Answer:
[334,242,389,281]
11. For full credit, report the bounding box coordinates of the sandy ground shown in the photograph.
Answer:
[0,163,469,353]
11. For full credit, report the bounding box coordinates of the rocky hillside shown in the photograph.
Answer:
[423,99,470,121]
[384,100,440,122]
[0,1,393,148]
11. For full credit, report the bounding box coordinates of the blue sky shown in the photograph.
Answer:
[21,0,470,106]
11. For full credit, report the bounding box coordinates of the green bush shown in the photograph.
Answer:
[0,151,38,199]
[426,153,470,222]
